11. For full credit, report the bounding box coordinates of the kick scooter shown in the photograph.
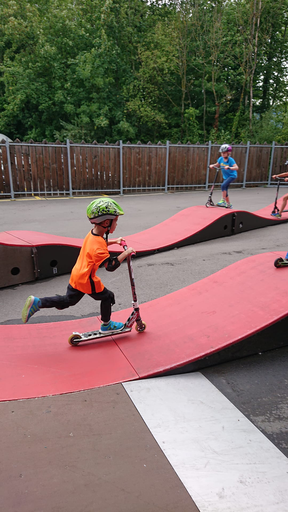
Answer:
[270,179,288,215]
[205,165,219,207]
[68,240,146,346]
[271,161,288,215]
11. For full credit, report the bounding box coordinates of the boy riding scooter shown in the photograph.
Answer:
[22,198,135,332]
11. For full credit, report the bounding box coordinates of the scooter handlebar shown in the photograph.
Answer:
[120,239,128,250]
[120,239,136,256]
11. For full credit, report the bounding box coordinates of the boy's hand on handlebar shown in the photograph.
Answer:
[126,247,136,256]
[114,237,125,245]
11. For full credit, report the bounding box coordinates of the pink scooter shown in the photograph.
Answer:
[68,240,146,346]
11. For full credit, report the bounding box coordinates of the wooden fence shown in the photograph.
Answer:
[0,139,288,199]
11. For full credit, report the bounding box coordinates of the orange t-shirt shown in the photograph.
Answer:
[69,231,109,294]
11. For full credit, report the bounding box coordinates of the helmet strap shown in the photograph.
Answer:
[105,219,113,243]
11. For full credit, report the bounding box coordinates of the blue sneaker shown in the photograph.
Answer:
[22,295,41,323]
[271,212,281,218]
[217,198,227,207]
[100,320,124,332]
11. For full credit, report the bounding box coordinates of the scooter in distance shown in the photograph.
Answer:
[205,166,220,207]
[271,161,288,215]
[68,240,146,346]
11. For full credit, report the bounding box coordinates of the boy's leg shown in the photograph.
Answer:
[272,193,288,217]
[40,284,84,310]
[279,194,288,215]
[22,285,84,323]
[89,287,124,331]
[221,177,235,208]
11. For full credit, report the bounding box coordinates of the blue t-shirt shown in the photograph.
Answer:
[217,156,237,180]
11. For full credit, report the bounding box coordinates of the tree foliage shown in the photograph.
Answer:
[0,0,287,143]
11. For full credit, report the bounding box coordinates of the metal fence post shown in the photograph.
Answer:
[243,141,250,188]
[205,141,212,190]
[268,141,275,186]
[66,139,73,197]
[6,140,14,200]
[120,140,123,195]
[165,140,169,193]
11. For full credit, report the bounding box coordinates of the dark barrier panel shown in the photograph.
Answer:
[35,245,80,280]
[0,246,36,288]
[162,315,288,376]
[233,211,278,234]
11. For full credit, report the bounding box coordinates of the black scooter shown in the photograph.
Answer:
[205,165,220,207]
[271,161,288,215]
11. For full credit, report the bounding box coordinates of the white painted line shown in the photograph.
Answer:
[124,374,288,512]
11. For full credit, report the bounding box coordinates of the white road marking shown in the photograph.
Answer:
[124,373,288,512]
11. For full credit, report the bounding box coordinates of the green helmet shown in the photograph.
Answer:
[87,197,124,224]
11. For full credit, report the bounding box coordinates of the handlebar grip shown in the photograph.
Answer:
[120,239,127,250]
[120,239,135,256]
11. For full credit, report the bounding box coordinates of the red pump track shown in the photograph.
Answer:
[1,251,287,401]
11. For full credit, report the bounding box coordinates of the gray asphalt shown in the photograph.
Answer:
[1,187,288,459]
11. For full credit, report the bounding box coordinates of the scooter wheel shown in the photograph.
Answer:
[135,321,146,333]
[68,334,82,346]
[205,201,214,208]
[274,257,284,268]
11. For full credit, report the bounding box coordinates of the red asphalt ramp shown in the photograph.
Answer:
[1,200,288,254]
[1,198,288,288]
[1,251,288,401]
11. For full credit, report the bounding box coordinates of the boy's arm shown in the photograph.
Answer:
[101,247,136,272]
[107,237,124,246]
[228,163,239,171]
[224,158,238,171]
[117,247,135,263]
[272,172,288,179]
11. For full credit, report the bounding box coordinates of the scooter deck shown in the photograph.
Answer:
[69,327,132,345]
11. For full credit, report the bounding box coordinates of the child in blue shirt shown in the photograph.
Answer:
[209,144,239,208]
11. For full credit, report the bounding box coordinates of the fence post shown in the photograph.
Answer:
[120,140,123,195]
[66,139,73,197]
[243,141,250,188]
[6,139,14,200]
[205,141,212,190]
[165,140,169,193]
[268,141,275,186]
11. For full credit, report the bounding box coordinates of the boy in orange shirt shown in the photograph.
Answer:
[21,198,135,332]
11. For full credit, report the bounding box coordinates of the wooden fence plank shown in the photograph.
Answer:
[36,144,44,193]
[49,144,58,192]
[74,145,81,191]
[115,144,120,191]
[87,145,93,191]
[55,142,64,193]
[42,143,51,193]
[0,145,8,195]
[92,145,100,191]
[62,145,69,193]
[247,145,271,184]
[80,144,87,192]
[9,145,18,193]
[22,145,31,193]
[15,144,24,193]
[272,146,288,176]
